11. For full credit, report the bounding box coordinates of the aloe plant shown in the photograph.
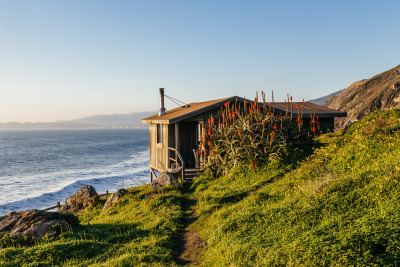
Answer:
[199,93,315,176]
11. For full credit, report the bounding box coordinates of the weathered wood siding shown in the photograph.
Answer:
[149,123,169,172]
[302,118,334,133]
[149,124,157,168]
[319,118,334,133]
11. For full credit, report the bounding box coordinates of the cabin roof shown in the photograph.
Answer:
[273,102,347,118]
[141,96,347,124]
[141,96,238,124]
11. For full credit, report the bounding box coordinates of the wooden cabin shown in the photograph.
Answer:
[141,89,346,181]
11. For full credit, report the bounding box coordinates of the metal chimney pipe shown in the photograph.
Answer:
[158,88,166,116]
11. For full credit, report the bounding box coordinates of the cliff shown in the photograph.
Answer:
[324,64,400,128]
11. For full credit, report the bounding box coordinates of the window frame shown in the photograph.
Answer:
[157,124,163,144]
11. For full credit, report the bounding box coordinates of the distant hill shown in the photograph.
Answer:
[324,64,400,129]
[0,121,99,130]
[308,89,344,105]
[0,111,155,129]
[66,111,155,128]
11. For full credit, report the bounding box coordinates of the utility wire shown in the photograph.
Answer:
[165,94,187,107]
[165,95,182,107]
[165,94,187,105]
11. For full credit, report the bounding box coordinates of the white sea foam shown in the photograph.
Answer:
[0,150,150,216]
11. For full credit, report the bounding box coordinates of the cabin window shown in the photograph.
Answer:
[157,124,163,144]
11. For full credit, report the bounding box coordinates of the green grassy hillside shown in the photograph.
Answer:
[0,186,183,266]
[192,109,400,266]
[1,109,400,266]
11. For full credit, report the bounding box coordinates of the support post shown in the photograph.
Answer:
[150,168,158,182]
[175,123,179,151]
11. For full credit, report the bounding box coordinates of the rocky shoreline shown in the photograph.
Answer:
[0,172,179,240]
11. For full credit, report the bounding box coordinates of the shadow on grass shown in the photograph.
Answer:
[213,192,249,205]
[0,222,173,266]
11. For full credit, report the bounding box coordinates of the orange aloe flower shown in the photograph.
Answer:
[250,162,255,169]
[273,124,277,130]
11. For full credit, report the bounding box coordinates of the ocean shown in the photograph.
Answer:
[0,128,149,216]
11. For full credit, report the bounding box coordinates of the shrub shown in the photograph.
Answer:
[198,93,317,176]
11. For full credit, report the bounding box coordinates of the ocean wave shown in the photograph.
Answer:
[0,150,150,216]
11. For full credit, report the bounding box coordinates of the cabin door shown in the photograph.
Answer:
[178,121,197,168]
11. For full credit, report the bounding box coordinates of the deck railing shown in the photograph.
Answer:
[167,147,185,179]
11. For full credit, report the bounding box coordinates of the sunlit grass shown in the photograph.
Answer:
[0,185,183,266]
[193,109,400,266]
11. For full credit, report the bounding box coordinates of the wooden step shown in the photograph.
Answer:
[184,168,201,182]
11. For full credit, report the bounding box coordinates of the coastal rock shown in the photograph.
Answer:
[59,185,99,214]
[0,209,68,239]
[324,64,400,129]
[102,188,128,212]
[151,172,181,188]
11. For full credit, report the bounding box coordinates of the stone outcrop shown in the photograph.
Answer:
[0,209,68,239]
[324,64,400,129]
[102,189,128,212]
[59,185,99,214]
[151,172,181,188]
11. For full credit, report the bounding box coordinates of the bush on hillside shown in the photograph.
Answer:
[198,93,318,176]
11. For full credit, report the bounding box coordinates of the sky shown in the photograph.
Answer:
[0,0,399,123]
